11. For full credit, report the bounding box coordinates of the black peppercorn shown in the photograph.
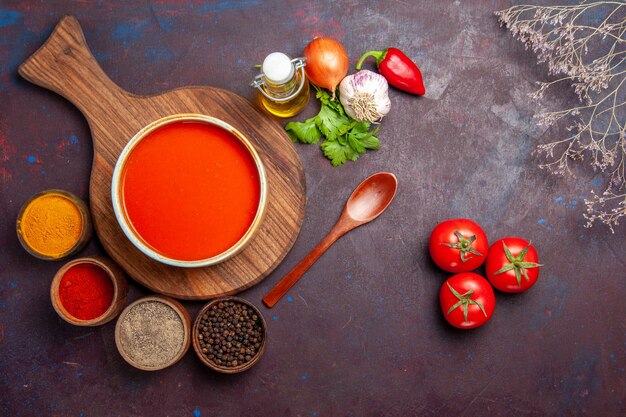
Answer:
[196,299,264,369]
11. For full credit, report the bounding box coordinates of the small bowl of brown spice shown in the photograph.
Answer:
[193,297,267,373]
[115,295,191,371]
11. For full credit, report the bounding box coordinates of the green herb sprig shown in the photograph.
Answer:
[285,88,380,166]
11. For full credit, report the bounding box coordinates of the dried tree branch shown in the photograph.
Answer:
[496,1,626,232]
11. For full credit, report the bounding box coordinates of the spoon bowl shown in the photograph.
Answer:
[346,172,398,222]
[263,172,398,308]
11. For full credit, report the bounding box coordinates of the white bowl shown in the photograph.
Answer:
[111,114,267,268]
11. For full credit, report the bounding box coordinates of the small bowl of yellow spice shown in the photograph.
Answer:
[16,189,92,261]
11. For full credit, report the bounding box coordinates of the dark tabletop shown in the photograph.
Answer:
[1,1,625,416]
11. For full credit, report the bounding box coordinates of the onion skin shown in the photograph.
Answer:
[304,37,349,95]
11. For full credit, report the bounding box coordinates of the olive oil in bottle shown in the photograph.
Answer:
[251,52,310,118]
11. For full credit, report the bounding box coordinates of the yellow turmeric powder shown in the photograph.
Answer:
[18,192,84,258]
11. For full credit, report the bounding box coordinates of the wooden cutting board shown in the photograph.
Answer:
[18,16,306,300]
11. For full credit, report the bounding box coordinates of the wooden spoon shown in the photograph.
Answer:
[262,172,398,308]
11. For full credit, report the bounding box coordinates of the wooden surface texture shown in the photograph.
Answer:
[18,16,306,299]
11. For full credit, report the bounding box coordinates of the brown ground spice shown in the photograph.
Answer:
[118,300,185,368]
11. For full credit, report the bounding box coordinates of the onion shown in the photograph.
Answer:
[303,37,349,97]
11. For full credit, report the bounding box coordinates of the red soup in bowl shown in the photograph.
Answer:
[112,115,267,267]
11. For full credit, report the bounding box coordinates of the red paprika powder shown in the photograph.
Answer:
[59,263,114,320]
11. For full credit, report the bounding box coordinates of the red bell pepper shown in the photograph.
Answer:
[356,48,425,95]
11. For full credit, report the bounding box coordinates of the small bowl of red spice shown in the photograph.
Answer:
[51,257,128,326]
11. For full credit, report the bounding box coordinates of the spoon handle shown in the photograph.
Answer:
[262,222,349,308]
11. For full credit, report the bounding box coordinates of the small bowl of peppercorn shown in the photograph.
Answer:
[192,297,267,373]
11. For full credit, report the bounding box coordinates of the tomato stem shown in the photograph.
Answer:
[493,242,543,286]
[446,282,487,322]
[442,230,483,262]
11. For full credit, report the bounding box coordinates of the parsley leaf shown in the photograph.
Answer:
[321,140,360,167]
[286,87,383,166]
[316,88,345,116]
[285,117,322,144]
[347,134,366,153]
[316,105,349,142]
[351,125,380,150]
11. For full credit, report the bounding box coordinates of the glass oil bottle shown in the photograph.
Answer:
[251,52,310,118]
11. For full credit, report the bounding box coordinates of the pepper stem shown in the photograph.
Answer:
[356,50,387,70]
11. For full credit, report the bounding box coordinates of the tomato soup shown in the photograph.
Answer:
[120,121,261,261]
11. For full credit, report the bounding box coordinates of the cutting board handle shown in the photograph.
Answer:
[18,16,128,119]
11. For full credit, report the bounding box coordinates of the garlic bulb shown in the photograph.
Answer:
[339,69,391,123]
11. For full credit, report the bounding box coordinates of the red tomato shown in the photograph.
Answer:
[439,273,495,329]
[429,219,488,273]
[486,237,541,293]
